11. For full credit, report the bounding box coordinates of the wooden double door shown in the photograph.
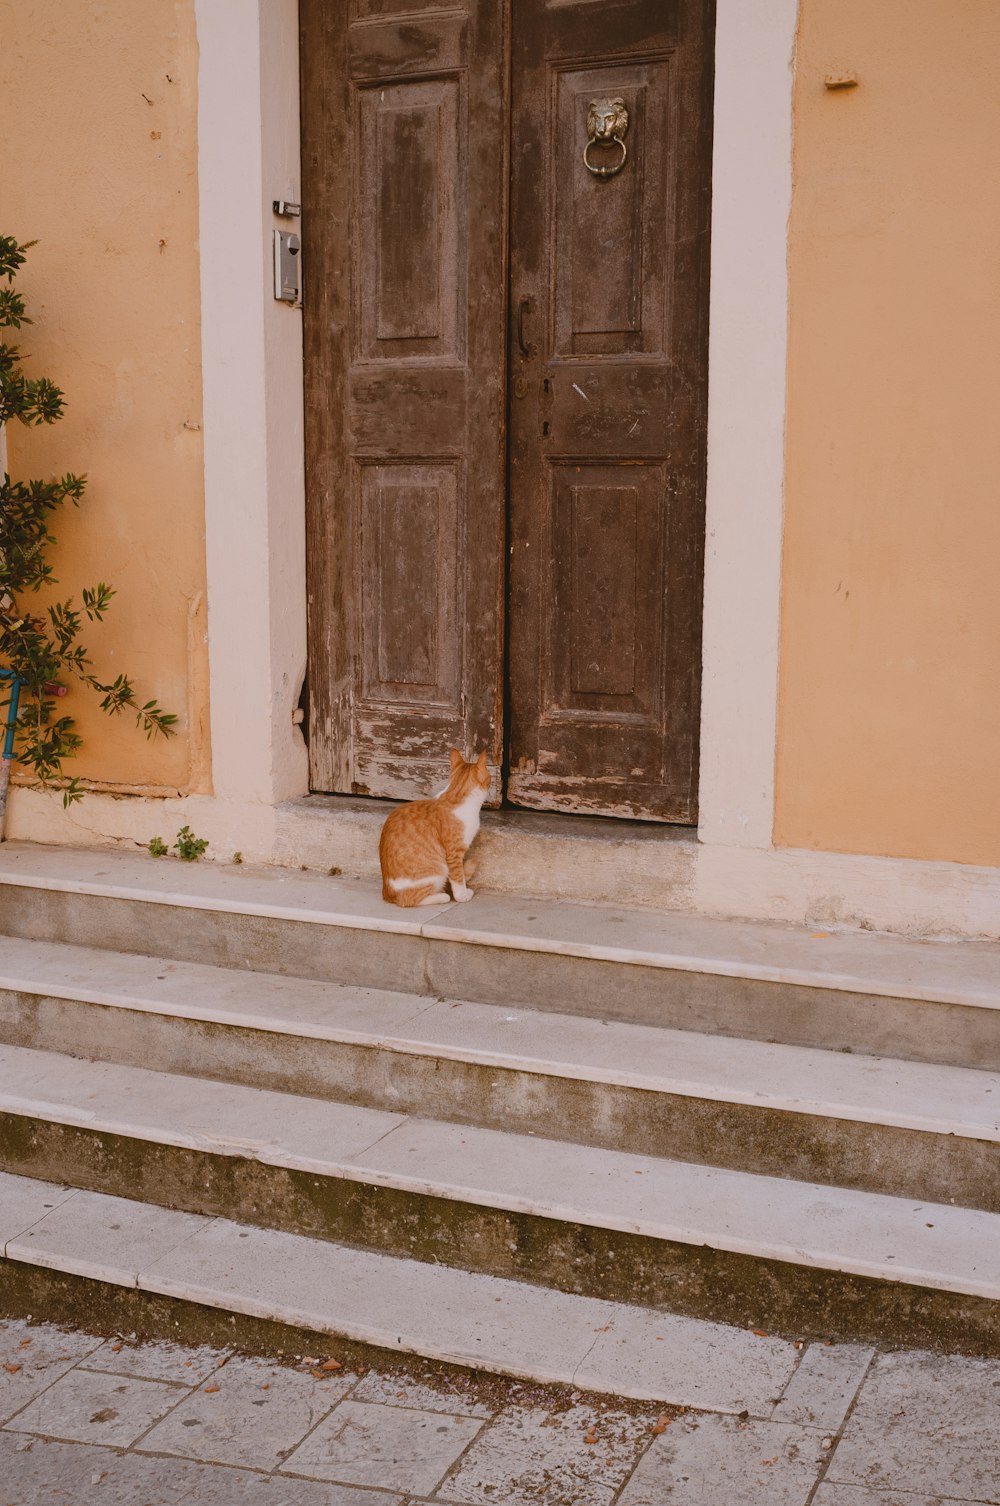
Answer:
[301,0,714,821]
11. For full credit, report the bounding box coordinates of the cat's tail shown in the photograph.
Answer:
[382,870,450,907]
[386,881,450,908]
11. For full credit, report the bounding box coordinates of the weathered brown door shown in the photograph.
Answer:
[300,0,508,799]
[506,0,714,820]
[302,0,713,821]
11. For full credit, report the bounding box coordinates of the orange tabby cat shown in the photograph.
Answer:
[379,750,490,907]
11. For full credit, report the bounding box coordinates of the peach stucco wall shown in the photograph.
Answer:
[775,0,1000,867]
[0,0,209,795]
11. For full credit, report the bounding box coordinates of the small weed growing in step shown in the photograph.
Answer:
[328,866,342,876]
[232,851,243,865]
[148,836,169,857]
[173,825,209,862]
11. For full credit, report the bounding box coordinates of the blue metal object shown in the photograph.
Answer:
[0,668,25,841]
[1,668,23,756]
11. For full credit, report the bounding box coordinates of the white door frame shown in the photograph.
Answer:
[195,0,795,840]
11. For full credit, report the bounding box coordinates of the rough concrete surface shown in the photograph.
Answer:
[1,1317,997,1505]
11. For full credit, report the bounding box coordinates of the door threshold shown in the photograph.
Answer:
[293,792,695,841]
[489,806,697,844]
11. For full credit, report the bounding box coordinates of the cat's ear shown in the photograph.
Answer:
[476,751,488,773]
[449,748,464,770]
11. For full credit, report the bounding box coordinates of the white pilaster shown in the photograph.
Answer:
[698,0,798,849]
[195,0,308,806]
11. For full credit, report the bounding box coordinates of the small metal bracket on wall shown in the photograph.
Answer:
[272,200,302,306]
[273,229,301,305]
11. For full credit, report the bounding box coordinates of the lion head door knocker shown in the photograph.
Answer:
[584,97,629,179]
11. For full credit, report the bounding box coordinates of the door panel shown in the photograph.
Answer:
[552,62,670,361]
[301,0,507,800]
[357,79,461,358]
[360,464,460,705]
[506,0,714,820]
[549,463,666,719]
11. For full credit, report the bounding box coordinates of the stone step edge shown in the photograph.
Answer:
[1,844,997,1011]
[2,1043,997,1301]
[2,937,999,1143]
[0,1169,801,1409]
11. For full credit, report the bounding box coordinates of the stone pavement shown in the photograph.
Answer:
[0,1317,998,1504]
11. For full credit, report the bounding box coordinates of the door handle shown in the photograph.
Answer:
[584,97,629,179]
[516,296,533,358]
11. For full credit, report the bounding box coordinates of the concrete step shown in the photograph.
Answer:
[0,1170,809,1409]
[1,1045,998,1353]
[1,843,998,1067]
[1,937,998,1209]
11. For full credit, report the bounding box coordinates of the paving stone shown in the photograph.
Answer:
[282,1397,484,1494]
[138,1353,343,1470]
[83,1335,229,1384]
[0,1431,403,1505]
[438,1401,656,1506]
[0,1319,103,1425]
[185,1464,405,1506]
[573,1306,798,1413]
[772,1343,875,1431]
[351,1369,494,1418]
[0,1432,192,1505]
[813,1485,970,1506]
[3,1365,184,1447]
[618,1413,825,1505]
[825,1349,1000,1503]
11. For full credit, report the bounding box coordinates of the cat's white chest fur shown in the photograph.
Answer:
[443,788,485,848]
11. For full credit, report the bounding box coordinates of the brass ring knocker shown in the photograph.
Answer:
[583,97,629,180]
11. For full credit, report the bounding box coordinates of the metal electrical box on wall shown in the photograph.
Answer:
[273,229,301,305]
